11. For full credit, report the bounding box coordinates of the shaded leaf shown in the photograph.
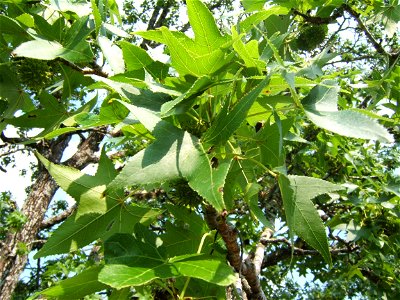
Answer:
[161,75,214,116]
[14,17,93,63]
[244,183,273,228]
[34,152,161,258]
[6,92,69,136]
[162,207,208,256]
[278,174,345,265]
[109,102,230,211]
[35,202,160,258]
[99,231,235,288]
[0,15,30,37]
[203,77,270,145]
[256,117,293,167]
[36,266,107,300]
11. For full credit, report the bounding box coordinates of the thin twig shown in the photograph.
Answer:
[342,4,387,56]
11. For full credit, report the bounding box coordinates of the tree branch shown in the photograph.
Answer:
[63,129,105,168]
[140,2,171,49]
[342,4,388,56]
[292,7,344,25]
[241,228,273,300]
[0,132,27,145]
[204,206,268,299]
[57,59,109,78]
[40,204,76,230]
[262,240,360,268]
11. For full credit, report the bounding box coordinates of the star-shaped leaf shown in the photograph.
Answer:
[303,80,394,143]
[109,101,231,212]
[34,150,161,258]
[278,174,345,265]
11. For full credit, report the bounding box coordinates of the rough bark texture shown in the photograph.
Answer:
[204,206,268,300]
[0,131,103,300]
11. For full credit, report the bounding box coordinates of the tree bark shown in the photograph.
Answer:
[0,131,103,300]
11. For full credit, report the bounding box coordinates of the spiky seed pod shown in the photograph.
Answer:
[295,24,328,51]
[14,58,57,92]
[171,179,202,207]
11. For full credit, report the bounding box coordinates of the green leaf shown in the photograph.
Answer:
[239,6,290,32]
[159,27,230,77]
[6,92,69,136]
[186,0,225,52]
[0,15,30,38]
[303,81,394,143]
[90,0,102,36]
[119,41,153,71]
[174,277,226,299]
[34,152,161,258]
[109,102,230,211]
[278,174,345,265]
[99,231,235,288]
[109,288,131,300]
[232,27,265,71]
[160,75,214,116]
[99,36,125,74]
[241,0,266,12]
[134,29,164,44]
[36,150,115,217]
[36,266,107,300]
[171,254,236,286]
[203,77,270,145]
[136,0,232,76]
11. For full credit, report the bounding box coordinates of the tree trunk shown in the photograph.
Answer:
[0,131,103,299]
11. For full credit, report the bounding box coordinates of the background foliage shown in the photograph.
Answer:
[0,0,399,299]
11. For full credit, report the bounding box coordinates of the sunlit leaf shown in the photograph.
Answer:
[303,81,394,143]
[99,36,125,74]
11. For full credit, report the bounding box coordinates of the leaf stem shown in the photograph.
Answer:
[154,279,175,298]
[179,232,211,299]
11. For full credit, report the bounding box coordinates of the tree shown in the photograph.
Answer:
[0,0,399,299]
